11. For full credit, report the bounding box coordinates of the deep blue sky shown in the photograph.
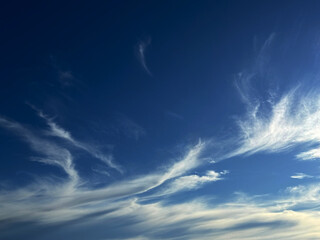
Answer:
[2,1,320,239]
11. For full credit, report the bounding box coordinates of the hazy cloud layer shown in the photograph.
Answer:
[2,33,320,240]
[2,106,320,239]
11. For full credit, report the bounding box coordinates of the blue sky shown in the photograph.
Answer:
[2,1,320,239]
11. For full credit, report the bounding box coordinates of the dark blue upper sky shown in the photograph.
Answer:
[2,1,320,239]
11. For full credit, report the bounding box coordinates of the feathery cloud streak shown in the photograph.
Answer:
[2,112,319,240]
[158,170,229,196]
[3,33,320,240]
[137,38,152,76]
[212,34,320,163]
[0,117,79,183]
[0,114,208,231]
[35,108,123,173]
[228,86,320,161]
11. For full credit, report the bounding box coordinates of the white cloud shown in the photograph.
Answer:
[2,109,320,239]
[159,170,229,195]
[3,32,320,239]
[3,192,320,240]
[161,140,206,181]
[223,74,320,163]
[0,117,79,183]
[137,38,152,76]
[216,34,320,163]
[35,109,123,173]
[91,165,111,177]
[290,173,313,180]
[296,148,320,161]
[0,120,208,229]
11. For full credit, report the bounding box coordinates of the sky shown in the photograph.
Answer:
[2,1,320,239]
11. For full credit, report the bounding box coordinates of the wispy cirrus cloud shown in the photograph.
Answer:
[3,88,320,239]
[0,117,79,184]
[0,116,209,235]
[136,37,152,76]
[212,34,320,164]
[3,188,320,240]
[4,32,320,240]
[296,148,320,161]
[157,170,229,196]
[31,107,123,173]
[228,86,320,160]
